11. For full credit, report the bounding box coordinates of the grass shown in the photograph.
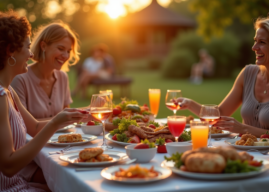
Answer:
[68,69,242,121]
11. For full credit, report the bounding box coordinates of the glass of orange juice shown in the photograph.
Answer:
[100,90,113,100]
[148,89,161,118]
[190,120,209,150]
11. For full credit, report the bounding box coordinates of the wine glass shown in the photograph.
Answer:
[99,90,113,101]
[199,104,220,147]
[148,89,161,118]
[90,93,113,150]
[167,116,186,142]
[165,90,182,115]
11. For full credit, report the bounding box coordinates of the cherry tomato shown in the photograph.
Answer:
[134,144,149,149]
[112,134,118,141]
[113,108,121,116]
[87,121,95,126]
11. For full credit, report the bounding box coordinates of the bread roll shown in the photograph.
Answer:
[185,152,226,173]
[79,148,103,161]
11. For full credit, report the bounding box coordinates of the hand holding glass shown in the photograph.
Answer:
[165,90,182,115]
[199,104,220,147]
[167,116,186,142]
[190,121,209,150]
[148,89,161,118]
[90,93,113,149]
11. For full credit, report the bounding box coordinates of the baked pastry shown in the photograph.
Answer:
[96,154,113,161]
[79,148,104,161]
[185,152,226,173]
[58,134,83,143]
[244,138,255,146]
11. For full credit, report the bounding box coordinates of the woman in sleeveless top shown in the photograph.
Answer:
[0,11,88,192]
[175,17,269,137]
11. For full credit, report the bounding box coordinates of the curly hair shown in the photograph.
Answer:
[0,11,31,70]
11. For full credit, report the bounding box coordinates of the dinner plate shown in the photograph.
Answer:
[211,130,231,137]
[48,134,97,146]
[56,124,76,132]
[105,133,132,146]
[161,160,269,180]
[225,138,269,149]
[101,164,172,183]
[59,150,127,167]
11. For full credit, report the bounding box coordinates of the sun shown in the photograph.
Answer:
[102,1,126,19]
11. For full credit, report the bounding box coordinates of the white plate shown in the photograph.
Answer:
[48,134,97,146]
[56,124,76,132]
[105,133,132,146]
[59,150,127,166]
[225,138,269,149]
[101,164,172,183]
[161,160,269,180]
[211,130,231,137]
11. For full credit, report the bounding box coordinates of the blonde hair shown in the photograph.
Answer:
[254,17,269,76]
[31,21,80,72]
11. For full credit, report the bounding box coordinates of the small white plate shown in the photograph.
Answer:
[105,133,132,146]
[211,130,231,137]
[161,160,269,180]
[48,134,97,146]
[101,164,172,183]
[225,138,269,149]
[56,124,76,132]
[59,150,127,166]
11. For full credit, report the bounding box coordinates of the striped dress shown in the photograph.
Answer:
[0,85,44,192]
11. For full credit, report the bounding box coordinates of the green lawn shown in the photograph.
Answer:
[68,69,242,121]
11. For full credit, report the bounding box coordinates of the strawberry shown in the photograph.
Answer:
[165,139,173,143]
[134,143,149,149]
[156,137,167,153]
[148,124,156,129]
[113,108,121,116]
[112,134,118,141]
[128,135,140,143]
[261,131,269,139]
[87,121,95,126]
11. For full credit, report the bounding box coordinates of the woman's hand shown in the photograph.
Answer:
[50,108,89,130]
[175,97,192,110]
[213,116,243,133]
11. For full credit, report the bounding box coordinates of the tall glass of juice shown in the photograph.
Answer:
[167,116,186,142]
[190,121,209,150]
[148,89,161,118]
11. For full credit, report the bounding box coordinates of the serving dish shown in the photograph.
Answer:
[125,144,157,163]
[225,138,269,149]
[48,134,97,146]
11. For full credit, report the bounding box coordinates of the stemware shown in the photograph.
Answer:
[165,90,182,115]
[148,89,161,118]
[99,90,113,101]
[90,93,113,150]
[199,104,220,147]
[167,116,186,142]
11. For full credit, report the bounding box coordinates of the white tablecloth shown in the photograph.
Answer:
[27,129,269,192]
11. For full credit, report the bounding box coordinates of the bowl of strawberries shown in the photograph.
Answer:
[125,139,157,163]
[81,121,103,136]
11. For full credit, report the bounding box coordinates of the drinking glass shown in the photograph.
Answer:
[199,104,220,147]
[167,116,186,142]
[99,90,113,101]
[90,93,113,150]
[165,90,182,115]
[190,121,209,150]
[148,89,161,118]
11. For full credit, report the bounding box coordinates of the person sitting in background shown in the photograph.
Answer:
[99,43,116,77]
[177,16,269,137]
[0,11,88,192]
[190,49,214,84]
[11,22,79,120]
[72,44,114,99]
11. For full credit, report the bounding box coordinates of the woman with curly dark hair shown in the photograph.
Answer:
[0,11,88,191]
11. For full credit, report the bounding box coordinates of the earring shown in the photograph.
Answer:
[8,56,16,66]
[43,50,45,62]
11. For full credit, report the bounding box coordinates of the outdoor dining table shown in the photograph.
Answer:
[27,124,269,192]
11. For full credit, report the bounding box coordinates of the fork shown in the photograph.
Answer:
[247,149,269,155]
[49,145,72,155]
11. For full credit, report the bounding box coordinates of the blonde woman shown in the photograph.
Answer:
[177,17,269,137]
[11,22,80,120]
[0,11,87,191]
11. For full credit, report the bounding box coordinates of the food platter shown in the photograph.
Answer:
[56,124,76,132]
[161,160,269,180]
[225,138,269,149]
[105,133,132,146]
[48,134,97,146]
[59,150,127,167]
[101,164,172,183]
[211,130,231,138]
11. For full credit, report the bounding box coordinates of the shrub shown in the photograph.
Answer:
[162,49,196,78]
